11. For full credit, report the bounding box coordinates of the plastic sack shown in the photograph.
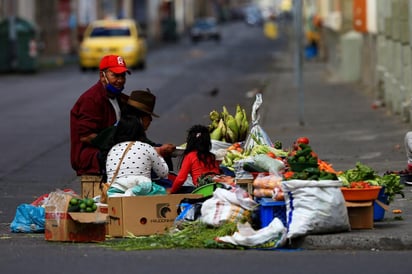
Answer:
[233,158,254,179]
[244,93,273,151]
[216,217,287,248]
[200,187,257,227]
[212,187,257,210]
[253,154,285,173]
[10,204,45,233]
[282,180,350,239]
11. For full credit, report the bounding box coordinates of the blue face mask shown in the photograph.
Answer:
[103,72,124,95]
[106,83,124,95]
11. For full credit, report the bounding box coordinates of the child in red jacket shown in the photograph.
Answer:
[169,125,221,194]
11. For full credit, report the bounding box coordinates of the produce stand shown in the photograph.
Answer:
[14,96,406,250]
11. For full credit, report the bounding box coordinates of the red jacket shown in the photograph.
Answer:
[170,151,220,193]
[70,81,127,175]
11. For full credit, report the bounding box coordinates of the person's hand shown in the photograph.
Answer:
[155,144,176,158]
[160,144,176,157]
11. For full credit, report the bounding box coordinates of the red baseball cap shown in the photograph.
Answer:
[99,55,131,74]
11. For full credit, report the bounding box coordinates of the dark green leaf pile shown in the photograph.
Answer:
[101,221,242,250]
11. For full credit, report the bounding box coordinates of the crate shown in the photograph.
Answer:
[258,198,287,228]
[235,178,254,195]
[81,175,102,198]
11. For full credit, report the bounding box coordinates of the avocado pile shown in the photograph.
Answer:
[68,197,98,212]
[287,143,337,181]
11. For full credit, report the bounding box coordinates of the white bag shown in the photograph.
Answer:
[216,217,287,248]
[110,175,152,192]
[200,188,257,227]
[281,180,350,239]
[244,93,274,150]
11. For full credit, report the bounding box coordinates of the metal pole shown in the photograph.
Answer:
[293,0,304,126]
[7,0,17,70]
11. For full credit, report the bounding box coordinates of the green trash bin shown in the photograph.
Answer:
[0,17,38,73]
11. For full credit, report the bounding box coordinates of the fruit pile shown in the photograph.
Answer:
[209,105,249,143]
[68,197,98,213]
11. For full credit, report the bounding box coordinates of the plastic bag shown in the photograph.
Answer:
[253,154,285,173]
[109,176,167,197]
[216,217,286,248]
[42,189,77,211]
[211,139,232,154]
[10,204,45,233]
[233,158,254,179]
[244,93,273,150]
[200,187,257,227]
[282,180,350,239]
[175,196,211,223]
[253,174,284,199]
[125,182,166,196]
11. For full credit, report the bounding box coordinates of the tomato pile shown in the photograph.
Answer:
[349,181,372,189]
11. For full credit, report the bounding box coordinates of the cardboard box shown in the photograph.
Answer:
[346,201,373,229]
[45,210,107,242]
[107,194,202,237]
[81,175,102,198]
[44,192,107,242]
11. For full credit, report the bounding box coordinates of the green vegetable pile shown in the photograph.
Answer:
[338,162,404,203]
[287,143,318,165]
[286,143,337,180]
[101,221,242,250]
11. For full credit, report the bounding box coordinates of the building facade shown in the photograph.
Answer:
[0,0,234,57]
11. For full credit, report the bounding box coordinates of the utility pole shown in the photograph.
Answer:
[293,0,304,126]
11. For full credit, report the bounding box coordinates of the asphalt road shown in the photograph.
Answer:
[1,21,412,273]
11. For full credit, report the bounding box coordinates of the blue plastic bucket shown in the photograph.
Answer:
[373,187,388,221]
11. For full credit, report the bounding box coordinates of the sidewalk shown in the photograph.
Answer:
[260,48,412,250]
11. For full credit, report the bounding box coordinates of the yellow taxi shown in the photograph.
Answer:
[79,19,147,71]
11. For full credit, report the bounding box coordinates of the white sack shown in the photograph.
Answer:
[200,187,257,227]
[281,180,350,239]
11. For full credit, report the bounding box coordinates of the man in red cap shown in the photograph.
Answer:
[70,55,131,176]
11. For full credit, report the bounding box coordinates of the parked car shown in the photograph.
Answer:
[189,17,221,44]
[78,19,147,71]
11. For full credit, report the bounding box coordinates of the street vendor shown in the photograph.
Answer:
[169,125,221,194]
[105,115,169,197]
[122,89,176,170]
[70,54,130,176]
